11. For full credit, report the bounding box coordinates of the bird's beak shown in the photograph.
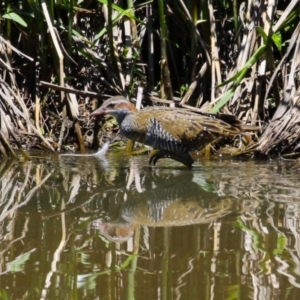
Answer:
[90,108,106,118]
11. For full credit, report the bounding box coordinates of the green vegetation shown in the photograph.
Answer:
[0,0,299,157]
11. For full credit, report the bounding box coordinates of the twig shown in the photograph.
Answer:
[41,0,66,151]
[0,35,34,61]
[144,94,176,105]
[40,81,110,99]
[0,79,55,151]
[180,63,207,106]
[0,131,17,158]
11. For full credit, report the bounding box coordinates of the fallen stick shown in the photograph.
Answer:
[39,81,111,99]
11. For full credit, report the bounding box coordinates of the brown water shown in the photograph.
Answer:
[1,152,300,300]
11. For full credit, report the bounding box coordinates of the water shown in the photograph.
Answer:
[1,152,300,300]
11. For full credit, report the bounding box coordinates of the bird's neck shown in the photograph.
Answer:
[108,109,131,124]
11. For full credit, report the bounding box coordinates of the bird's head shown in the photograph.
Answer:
[90,96,137,118]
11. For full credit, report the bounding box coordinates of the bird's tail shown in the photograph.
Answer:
[217,113,242,129]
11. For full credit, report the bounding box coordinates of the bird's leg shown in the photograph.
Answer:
[126,139,150,155]
[125,139,135,153]
[149,149,194,167]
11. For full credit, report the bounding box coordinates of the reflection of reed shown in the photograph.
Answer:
[1,157,300,299]
[0,161,53,254]
[206,160,300,202]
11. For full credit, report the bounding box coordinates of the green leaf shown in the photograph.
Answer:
[118,254,137,269]
[97,0,145,24]
[234,219,265,253]
[0,288,9,300]
[273,233,287,255]
[2,12,27,27]
[257,27,282,51]
[97,0,135,18]
[272,32,282,51]
[195,19,207,25]
[256,26,268,43]
[275,5,300,33]
[227,285,240,300]
[93,27,107,41]
[210,44,266,113]
[6,249,35,273]
[209,89,235,114]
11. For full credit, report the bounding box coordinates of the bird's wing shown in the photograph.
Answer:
[145,109,239,140]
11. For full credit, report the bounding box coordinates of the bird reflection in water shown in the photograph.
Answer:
[93,161,239,243]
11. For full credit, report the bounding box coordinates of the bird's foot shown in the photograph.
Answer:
[149,149,194,167]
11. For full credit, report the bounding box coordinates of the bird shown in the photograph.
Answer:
[90,96,242,166]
